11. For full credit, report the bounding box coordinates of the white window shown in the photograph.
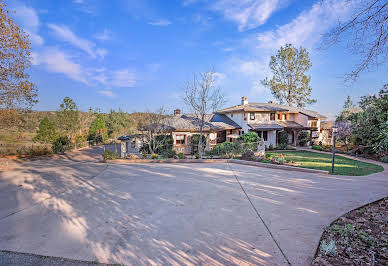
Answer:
[176,135,185,145]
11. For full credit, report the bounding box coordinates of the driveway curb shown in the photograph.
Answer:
[109,158,329,174]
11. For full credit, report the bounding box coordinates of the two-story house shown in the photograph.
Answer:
[118,96,327,155]
[214,96,326,147]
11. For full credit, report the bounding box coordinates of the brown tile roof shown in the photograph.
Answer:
[217,102,326,119]
[164,113,241,131]
[248,121,308,130]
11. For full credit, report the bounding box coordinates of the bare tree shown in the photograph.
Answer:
[183,70,225,158]
[321,0,388,81]
[138,107,173,154]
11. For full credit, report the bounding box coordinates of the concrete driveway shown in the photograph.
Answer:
[0,155,386,265]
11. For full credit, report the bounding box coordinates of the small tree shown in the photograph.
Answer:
[298,131,310,146]
[33,117,57,144]
[183,70,225,158]
[106,108,133,138]
[138,108,173,154]
[56,97,80,140]
[261,44,316,108]
[89,113,107,143]
[191,134,207,155]
[278,131,288,145]
[336,121,352,151]
[0,1,37,126]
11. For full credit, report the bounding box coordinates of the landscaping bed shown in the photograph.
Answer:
[312,197,388,265]
[265,151,383,176]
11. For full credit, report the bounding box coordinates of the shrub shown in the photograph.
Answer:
[177,152,184,159]
[298,131,310,146]
[278,143,288,150]
[265,153,272,159]
[52,136,70,154]
[151,153,159,159]
[194,153,200,159]
[267,143,274,151]
[162,149,176,158]
[320,240,337,256]
[241,149,255,161]
[238,132,259,143]
[278,131,288,145]
[319,141,323,146]
[380,156,388,163]
[312,145,323,151]
[141,150,147,158]
[210,142,238,155]
[127,154,140,160]
[103,150,119,160]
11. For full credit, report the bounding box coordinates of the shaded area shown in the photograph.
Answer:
[230,162,387,265]
[0,161,287,265]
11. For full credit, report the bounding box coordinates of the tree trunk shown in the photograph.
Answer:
[198,124,203,159]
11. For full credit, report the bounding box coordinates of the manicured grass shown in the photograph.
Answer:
[266,151,384,176]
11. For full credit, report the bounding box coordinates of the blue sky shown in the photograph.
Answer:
[10,0,387,119]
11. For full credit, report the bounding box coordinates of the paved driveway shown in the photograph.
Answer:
[0,156,386,265]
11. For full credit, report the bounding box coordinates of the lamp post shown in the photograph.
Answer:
[331,125,338,174]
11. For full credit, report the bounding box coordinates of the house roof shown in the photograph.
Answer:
[248,121,308,131]
[164,113,241,132]
[217,102,326,119]
[320,121,335,129]
[208,113,242,129]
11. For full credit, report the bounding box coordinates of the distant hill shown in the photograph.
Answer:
[0,110,148,151]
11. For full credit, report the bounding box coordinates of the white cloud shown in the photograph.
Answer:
[148,19,172,26]
[238,60,268,77]
[256,0,356,50]
[12,4,39,31]
[48,24,107,59]
[96,48,108,59]
[211,0,288,31]
[98,90,116,98]
[94,29,113,41]
[111,69,136,88]
[48,24,94,57]
[33,47,87,84]
[12,4,43,46]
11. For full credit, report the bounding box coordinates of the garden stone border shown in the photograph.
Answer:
[108,158,329,174]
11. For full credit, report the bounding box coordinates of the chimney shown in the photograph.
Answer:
[241,96,248,105]
[268,100,273,104]
[174,109,181,116]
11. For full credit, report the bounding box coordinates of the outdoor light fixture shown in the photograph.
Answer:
[331,125,338,174]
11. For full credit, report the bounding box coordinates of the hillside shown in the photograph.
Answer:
[0,110,146,154]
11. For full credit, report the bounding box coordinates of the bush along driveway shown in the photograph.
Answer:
[266,150,384,176]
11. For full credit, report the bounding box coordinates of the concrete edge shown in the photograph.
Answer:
[227,159,329,174]
[108,158,329,174]
[109,159,230,164]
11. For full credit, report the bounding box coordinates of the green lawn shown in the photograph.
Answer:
[266,151,384,176]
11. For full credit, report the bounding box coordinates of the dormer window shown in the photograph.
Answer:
[250,113,255,120]
[283,114,287,120]
[277,114,281,120]
[270,113,275,120]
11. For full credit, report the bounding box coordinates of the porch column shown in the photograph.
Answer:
[310,129,313,145]
[293,130,297,146]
